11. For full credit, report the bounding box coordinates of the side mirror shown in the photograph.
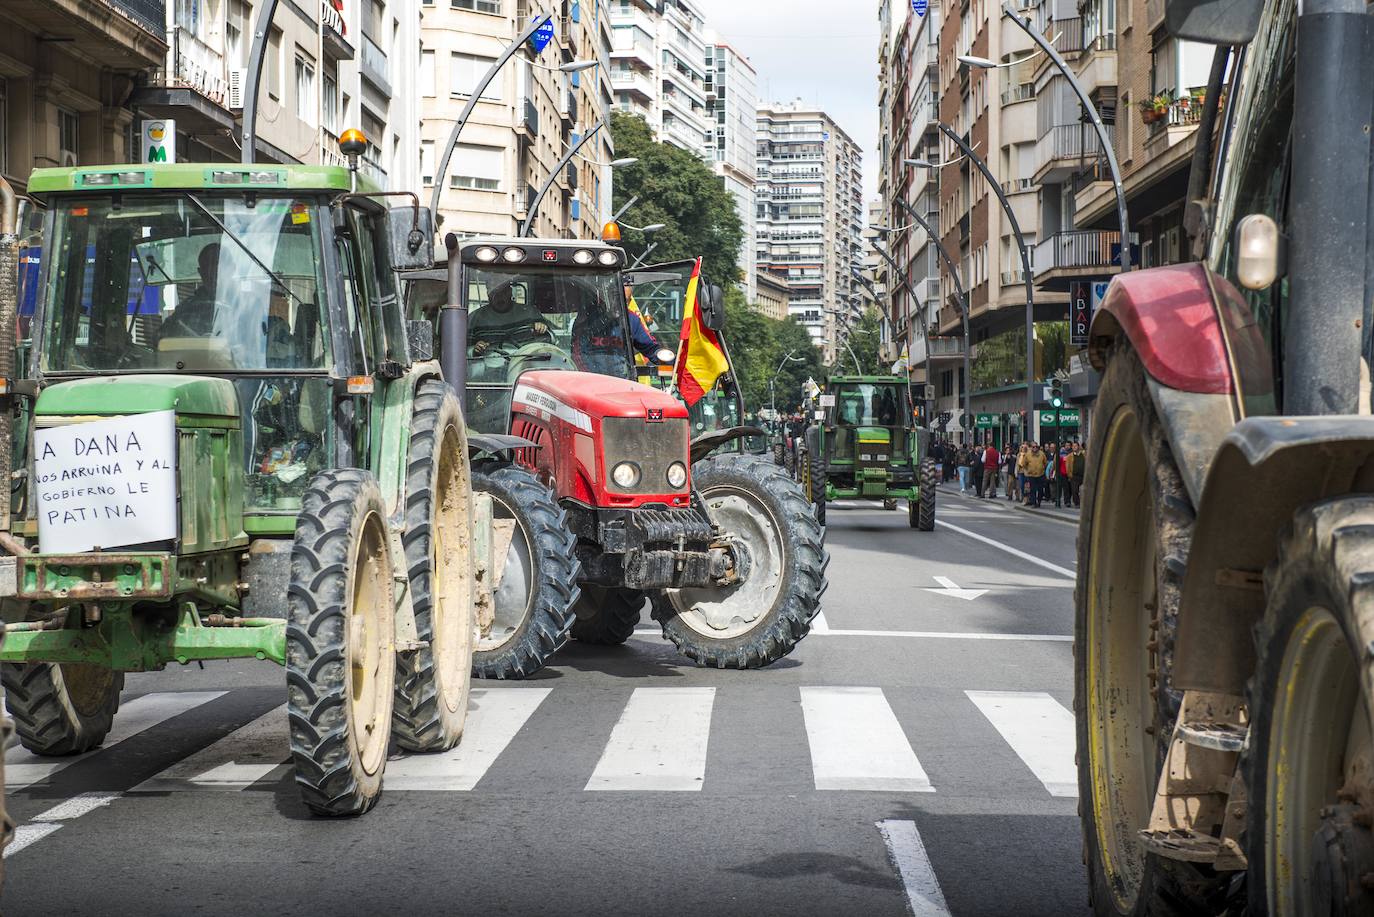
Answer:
[700,283,725,331]
[1165,0,1263,44]
[407,319,434,362]
[388,205,435,271]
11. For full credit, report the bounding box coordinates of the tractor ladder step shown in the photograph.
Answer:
[1176,721,1248,753]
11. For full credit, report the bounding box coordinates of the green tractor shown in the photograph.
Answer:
[0,159,490,817]
[800,375,936,529]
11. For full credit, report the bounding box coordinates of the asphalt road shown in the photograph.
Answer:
[2,482,1086,917]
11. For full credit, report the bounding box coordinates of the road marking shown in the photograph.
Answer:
[876,819,952,917]
[811,610,831,633]
[586,687,715,791]
[133,704,288,793]
[935,519,1077,579]
[966,690,1077,797]
[923,575,988,601]
[8,791,121,857]
[821,629,1071,642]
[6,691,226,791]
[800,687,933,792]
[387,688,552,791]
[7,823,62,855]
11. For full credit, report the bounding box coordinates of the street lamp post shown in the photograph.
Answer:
[521,117,609,237]
[771,350,802,414]
[241,0,282,164]
[934,123,1037,442]
[868,239,931,419]
[890,199,974,432]
[972,1,1131,273]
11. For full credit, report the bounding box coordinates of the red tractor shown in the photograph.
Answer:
[405,236,826,678]
[1076,1,1374,913]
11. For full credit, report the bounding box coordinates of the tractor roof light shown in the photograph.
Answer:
[502,246,527,263]
[474,246,499,263]
[573,249,594,265]
[598,250,619,266]
[339,128,368,172]
[601,221,622,243]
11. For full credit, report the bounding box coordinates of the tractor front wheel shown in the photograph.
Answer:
[392,381,475,752]
[1,657,122,756]
[286,470,395,817]
[570,586,645,646]
[911,458,937,531]
[1244,497,1374,916]
[805,428,826,526]
[651,455,827,668]
[471,463,579,679]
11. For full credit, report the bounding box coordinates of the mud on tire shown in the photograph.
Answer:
[471,463,580,679]
[0,658,122,756]
[286,469,395,818]
[392,381,475,752]
[570,586,645,646]
[650,455,828,669]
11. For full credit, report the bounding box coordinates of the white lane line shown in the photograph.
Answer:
[7,791,121,858]
[936,519,1077,579]
[877,819,952,917]
[966,690,1078,797]
[132,705,288,793]
[800,687,933,792]
[387,688,552,791]
[811,610,831,633]
[823,629,1071,642]
[7,823,61,856]
[585,687,715,791]
[6,691,227,791]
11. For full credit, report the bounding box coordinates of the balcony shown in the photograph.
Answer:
[1001,82,1034,106]
[1145,94,1205,151]
[361,153,388,190]
[360,32,390,94]
[611,68,655,103]
[927,336,966,363]
[515,97,538,139]
[1033,122,1111,184]
[1033,230,1123,288]
[11,0,167,68]
[564,162,578,192]
[130,25,237,135]
[560,88,578,126]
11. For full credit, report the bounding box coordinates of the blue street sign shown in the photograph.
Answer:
[912,0,928,17]
[529,18,555,53]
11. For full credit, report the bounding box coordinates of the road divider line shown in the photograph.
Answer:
[823,629,1072,641]
[387,687,553,791]
[966,691,1078,797]
[133,704,288,793]
[7,822,62,856]
[6,691,227,792]
[7,791,122,857]
[800,687,933,792]
[586,687,715,791]
[935,519,1077,579]
[811,610,831,633]
[876,819,952,917]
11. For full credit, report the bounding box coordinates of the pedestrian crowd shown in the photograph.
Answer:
[928,437,1085,509]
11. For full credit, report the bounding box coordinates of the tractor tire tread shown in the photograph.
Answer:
[0,663,122,756]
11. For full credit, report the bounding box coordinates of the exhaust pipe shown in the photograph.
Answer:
[440,234,467,408]
[0,177,17,535]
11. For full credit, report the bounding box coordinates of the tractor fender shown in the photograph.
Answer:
[1174,416,1374,696]
[1090,262,1276,505]
[689,425,764,465]
[468,432,542,460]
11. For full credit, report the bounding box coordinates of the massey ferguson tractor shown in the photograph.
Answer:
[1075,0,1374,912]
[406,236,826,677]
[0,144,492,818]
[796,374,935,529]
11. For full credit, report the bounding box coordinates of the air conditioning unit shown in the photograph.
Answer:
[227,69,245,110]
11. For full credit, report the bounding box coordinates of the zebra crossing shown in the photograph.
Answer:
[4,684,1079,805]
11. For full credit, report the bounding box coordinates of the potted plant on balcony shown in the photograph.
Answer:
[1139,91,1173,125]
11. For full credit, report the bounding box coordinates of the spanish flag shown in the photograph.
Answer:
[674,258,728,406]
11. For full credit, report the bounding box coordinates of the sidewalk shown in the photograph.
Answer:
[938,481,1081,522]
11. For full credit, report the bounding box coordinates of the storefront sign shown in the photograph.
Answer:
[975,413,998,428]
[141,120,176,164]
[1038,408,1082,428]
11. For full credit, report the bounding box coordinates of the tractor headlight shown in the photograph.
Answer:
[598,250,620,266]
[502,246,527,263]
[666,462,687,489]
[573,249,594,265]
[474,246,499,263]
[612,462,641,489]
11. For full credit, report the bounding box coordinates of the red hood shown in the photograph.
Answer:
[517,370,688,420]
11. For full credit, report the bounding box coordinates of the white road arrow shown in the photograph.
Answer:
[922,576,988,601]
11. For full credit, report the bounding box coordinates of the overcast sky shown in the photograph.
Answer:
[694,0,883,201]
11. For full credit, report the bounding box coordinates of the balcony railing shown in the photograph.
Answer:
[361,33,389,89]
[1001,177,1035,195]
[1051,18,1084,56]
[1084,31,1117,55]
[117,0,166,35]
[1146,97,1204,138]
[1034,122,1111,173]
[1033,230,1122,276]
[361,153,388,190]
[148,26,228,107]
[928,336,965,357]
[1001,82,1034,106]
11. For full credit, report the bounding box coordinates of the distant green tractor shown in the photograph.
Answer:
[800,375,936,529]
[0,159,490,817]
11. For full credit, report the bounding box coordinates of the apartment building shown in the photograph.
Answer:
[755,100,864,365]
[609,0,711,152]
[420,0,615,239]
[704,35,757,299]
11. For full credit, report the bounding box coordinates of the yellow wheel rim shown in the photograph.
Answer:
[348,508,392,778]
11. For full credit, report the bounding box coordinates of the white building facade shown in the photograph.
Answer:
[705,35,756,300]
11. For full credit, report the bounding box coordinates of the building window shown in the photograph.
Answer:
[451,53,500,100]
[449,143,502,191]
[420,50,435,96]
[451,0,501,11]
[295,53,316,126]
[322,67,339,134]
[58,108,79,165]
[421,140,435,185]
[267,28,283,100]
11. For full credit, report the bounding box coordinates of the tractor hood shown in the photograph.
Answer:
[35,375,239,420]
[855,426,892,442]
[515,370,688,423]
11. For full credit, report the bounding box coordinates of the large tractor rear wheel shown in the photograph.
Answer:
[392,381,475,752]
[570,586,645,646]
[286,470,395,817]
[651,455,827,668]
[1,657,122,756]
[911,458,937,531]
[471,463,579,679]
[1244,497,1374,916]
[1075,342,1222,914]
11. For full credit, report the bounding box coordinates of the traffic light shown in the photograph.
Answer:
[1049,379,1065,409]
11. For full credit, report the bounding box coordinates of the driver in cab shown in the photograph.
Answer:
[469,282,551,355]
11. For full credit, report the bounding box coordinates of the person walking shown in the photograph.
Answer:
[1003,444,1020,502]
[982,438,1000,499]
[1016,443,1029,505]
[931,439,945,485]
[1024,441,1048,507]
[1070,441,1085,507]
[972,445,985,497]
[956,443,972,493]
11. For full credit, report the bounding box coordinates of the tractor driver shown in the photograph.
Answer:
[470,281,551,355]
[164,241,222,337]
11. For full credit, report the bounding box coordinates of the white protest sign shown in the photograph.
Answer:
[34,411,178,553]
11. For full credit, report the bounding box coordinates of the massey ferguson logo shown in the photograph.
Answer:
[646,408,664,422]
